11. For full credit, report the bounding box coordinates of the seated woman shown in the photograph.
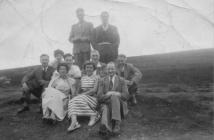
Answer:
[67,61,99,132]
[42,63,76,123]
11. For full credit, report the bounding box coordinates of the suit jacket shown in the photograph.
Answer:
[116,63,142,84]
[92,24,120,50]
[69,21,94,54]
[97,75,129,115]
[22,66,54,89]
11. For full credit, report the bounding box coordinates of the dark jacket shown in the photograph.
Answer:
[22,66,54,89]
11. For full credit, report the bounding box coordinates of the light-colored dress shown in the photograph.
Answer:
[42,76,75,121]
[68,75,98,117]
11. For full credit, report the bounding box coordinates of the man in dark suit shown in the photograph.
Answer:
[97,62,129,135]
[116,54,142,105]
[92,11,120,63]
[17,54,54,114]
[69,8,94,68]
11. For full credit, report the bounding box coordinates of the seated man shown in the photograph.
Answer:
[17,54,54,114]
[97,62,129,135]
[50,49,64,70]
[90,50,106,78]
[116,54,142,105]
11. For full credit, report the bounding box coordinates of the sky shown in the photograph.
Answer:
[0,0,213,69]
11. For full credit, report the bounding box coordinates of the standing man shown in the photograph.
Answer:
[17,54,54,114]
[69,8,94,68]
[116,54,142,105]
[93,11,120,63]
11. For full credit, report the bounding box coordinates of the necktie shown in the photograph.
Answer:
[42,68,47,80]
[109,77,113,91]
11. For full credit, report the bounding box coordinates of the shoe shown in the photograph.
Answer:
[99,124,108,136]
[88,114,100,126]
[112,121,120,135]
[67,122,81,132]
[17,106,30,114]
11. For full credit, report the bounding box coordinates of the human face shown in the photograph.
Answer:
[40,56,49,67]
[107,63,116,77]
[117,55,127,65]
[55,54,63,62]
[85,65,94,76]
[76,9,84,22]
[91,53,99,63]
[58,66,68,77]
[101,12,109,25]
[65,56,73,67]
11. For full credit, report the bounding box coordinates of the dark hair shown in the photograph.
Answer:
[64,53,73,59]
[57,63,69,72]
[83,61,96,70]
[76,8,84,13]
[40,54,49,58]
[54,49,64,57]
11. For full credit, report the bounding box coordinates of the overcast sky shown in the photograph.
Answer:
[0,0,213,69]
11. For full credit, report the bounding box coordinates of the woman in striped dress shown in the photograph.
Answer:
[67,61,99,132]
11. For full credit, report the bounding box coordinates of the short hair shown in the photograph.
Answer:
[101,11,109,17]
[118,54,127,58]
[91,50,100,58]
[76,8,84,13]
[40,54,49,58]
[107,62,116,68]
[57,63,69,73]
[64,53,73,59]
[54,49,64,57]
[83,61,96,70]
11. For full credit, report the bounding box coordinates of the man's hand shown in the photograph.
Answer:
[22,83,29,91]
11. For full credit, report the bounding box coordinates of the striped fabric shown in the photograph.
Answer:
[68,95,97,117]
[81,75,97,91]
[68,75,98,117]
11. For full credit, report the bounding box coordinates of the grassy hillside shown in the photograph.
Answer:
[128,48,213,86]
[0,48,213,86]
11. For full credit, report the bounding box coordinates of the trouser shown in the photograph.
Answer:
[101,95,122,131]
[97,45,118,63]
[128,82,138,96]
[22,87,43,105]
[74,51,90,69]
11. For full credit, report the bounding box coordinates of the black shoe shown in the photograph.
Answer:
[99,124,108,136]
[17,106,30,114]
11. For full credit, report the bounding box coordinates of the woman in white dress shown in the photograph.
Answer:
[42,63,76,123]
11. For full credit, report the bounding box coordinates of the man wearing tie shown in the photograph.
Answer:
[97,62,129,135]
[69,8,94,68]
[17,54,54,114]
[93,11,120,63]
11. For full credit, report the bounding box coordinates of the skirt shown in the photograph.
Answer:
[42,87,68,121]
[68,94,97,117]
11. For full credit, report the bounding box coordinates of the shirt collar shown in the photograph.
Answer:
[102,24,109,31]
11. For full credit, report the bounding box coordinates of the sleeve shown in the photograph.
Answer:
[21,69,35,84]
[68,25,75,43]
[120,78,129,101]
[130,64,142,83]
[113,26,120,48]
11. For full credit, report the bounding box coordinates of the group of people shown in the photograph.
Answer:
[17,8,142,136]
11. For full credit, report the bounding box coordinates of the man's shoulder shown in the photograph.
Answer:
[109,24,117,30]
